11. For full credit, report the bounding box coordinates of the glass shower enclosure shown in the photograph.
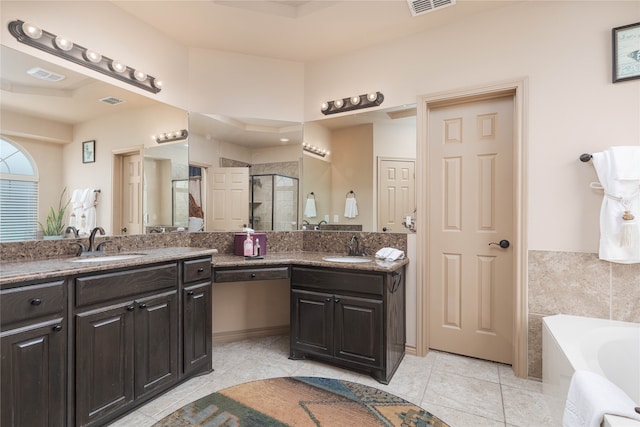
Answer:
[250,174,299,231]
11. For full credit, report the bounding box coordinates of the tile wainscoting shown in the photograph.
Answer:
[527,250,640,378]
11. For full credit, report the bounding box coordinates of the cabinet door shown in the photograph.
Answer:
[76,305,135,427]
[290,289,333,357]
[183,282,212,377]
[134,291,178,400]
[333,295,383,368]
[1,319,65,427]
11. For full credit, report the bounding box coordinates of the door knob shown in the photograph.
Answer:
[489,240,510,249]
[121,227,128,233]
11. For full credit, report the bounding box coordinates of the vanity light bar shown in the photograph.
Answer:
[302,143,328,157]
[321,91,384,115]
[154,129,188,144]
[8,20,162,94]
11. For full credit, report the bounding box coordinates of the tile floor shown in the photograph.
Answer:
[110,335,562,426]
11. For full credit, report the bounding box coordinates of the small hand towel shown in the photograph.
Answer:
[563,370,640,427]
[304,198,317,218]
[609,146,640,180]
[80,188,96,234]
[344,197,358,218]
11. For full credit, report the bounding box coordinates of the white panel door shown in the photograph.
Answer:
[211,167,249,231]
[378,158,415,232]
[428,95,514,364]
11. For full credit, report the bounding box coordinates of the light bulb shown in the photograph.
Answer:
[22,22,42,39]
[350,95,361,105]
[334,99,344,108]
[133,70,147,82]
[83,49,102,63]
[151,78,163,89]
[367,92,378,102]
[54,36,73,51]
[110,60,127,73]
[321,102,329,111]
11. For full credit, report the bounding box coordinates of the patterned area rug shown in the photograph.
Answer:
[154,376,449,426]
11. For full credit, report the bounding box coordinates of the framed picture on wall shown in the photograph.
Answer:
[82,140,95,163]
[612,22,640,83]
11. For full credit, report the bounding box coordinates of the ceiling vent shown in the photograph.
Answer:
[407,0,456,16]
[26,67,66,82]
[99,96,125,105]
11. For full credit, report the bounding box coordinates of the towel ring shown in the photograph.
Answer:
[346,190,356,198]
[307,192,315,199]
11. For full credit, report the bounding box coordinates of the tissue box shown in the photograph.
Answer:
[234,233,267,256]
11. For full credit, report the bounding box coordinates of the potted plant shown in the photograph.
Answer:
[39,187,70,239]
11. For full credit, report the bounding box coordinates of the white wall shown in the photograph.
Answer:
[304,0,640,253]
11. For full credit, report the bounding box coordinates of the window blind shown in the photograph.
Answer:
[0,179,38,242]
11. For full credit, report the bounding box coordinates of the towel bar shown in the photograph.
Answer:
[580,153,593,162]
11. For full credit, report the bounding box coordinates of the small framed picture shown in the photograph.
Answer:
[82,140,95,163]
[612,22,640,83]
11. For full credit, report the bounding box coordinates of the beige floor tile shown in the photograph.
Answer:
[422,369,505,422]
[426,402,505,427]
[433,351,501,383]
[501,384,560,427]
[498,365,543,393]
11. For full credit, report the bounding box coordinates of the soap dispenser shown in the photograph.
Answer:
[243,231,254,256]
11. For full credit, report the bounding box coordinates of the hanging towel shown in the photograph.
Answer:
[344,197,358,219]
[69,189,84,228]
[591,146,640,264]
[304,198,317,218]
[563,370,640,427]
[80,188,97,234]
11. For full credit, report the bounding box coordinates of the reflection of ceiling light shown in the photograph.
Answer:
[154,129,189,144]
[302,142,328,157]
[26,67,65,82]
[8,19,162,94]
[280,138,289,143]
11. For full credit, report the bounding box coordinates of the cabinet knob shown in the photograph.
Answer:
[52,324,62,332]
[250,273,256,278]
[197,267,205,273]
[334,298,340,303]
[138,303,147,309]
[187,290,194,296]
[325,297,331,302]
[30,298,42,306]
[126,305,135,311]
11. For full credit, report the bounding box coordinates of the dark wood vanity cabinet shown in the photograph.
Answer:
[0,279,67,427]
[290,266,405,384]
[182,258,212,376]
[74,263,179,427]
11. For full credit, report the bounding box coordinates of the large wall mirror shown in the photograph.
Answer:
[0,45,188,241]
[302,105,417,233]
[188,113,303,232]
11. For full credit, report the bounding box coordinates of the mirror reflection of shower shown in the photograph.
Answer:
[250,174,299,231]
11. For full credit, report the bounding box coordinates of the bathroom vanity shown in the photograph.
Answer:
[0,248,214,427]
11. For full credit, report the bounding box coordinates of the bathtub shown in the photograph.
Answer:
[543,314,640,427]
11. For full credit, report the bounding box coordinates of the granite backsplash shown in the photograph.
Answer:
[0,230,407,263]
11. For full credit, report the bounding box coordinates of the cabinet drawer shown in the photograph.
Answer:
[1,280,65,326]
[183,258,212,283]
[214,266,290,283]
[291,267,383,297]
[75,263,177,307]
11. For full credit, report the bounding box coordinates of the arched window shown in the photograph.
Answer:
[0,137,38,242]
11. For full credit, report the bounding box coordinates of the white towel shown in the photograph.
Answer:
[592,147,640,264]
[80,188,97,234]
[563,370,640,427]
[344,197,358,218]
[69,189,84,228]
[304,198,317,218]
[610,146,640,180]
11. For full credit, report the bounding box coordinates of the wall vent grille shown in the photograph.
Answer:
[99,96,125,105]
[26,67,65,82]
[407,0,455,16]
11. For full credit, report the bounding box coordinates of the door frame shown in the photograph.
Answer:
[112,146,144,235]
[416,78,529,377]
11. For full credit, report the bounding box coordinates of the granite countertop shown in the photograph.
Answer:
[0,248,408,286]
[0,247,217,286]
[212,252,409,273]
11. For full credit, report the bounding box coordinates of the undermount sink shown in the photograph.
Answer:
[322,256,372,264]
[71,254,146,263]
